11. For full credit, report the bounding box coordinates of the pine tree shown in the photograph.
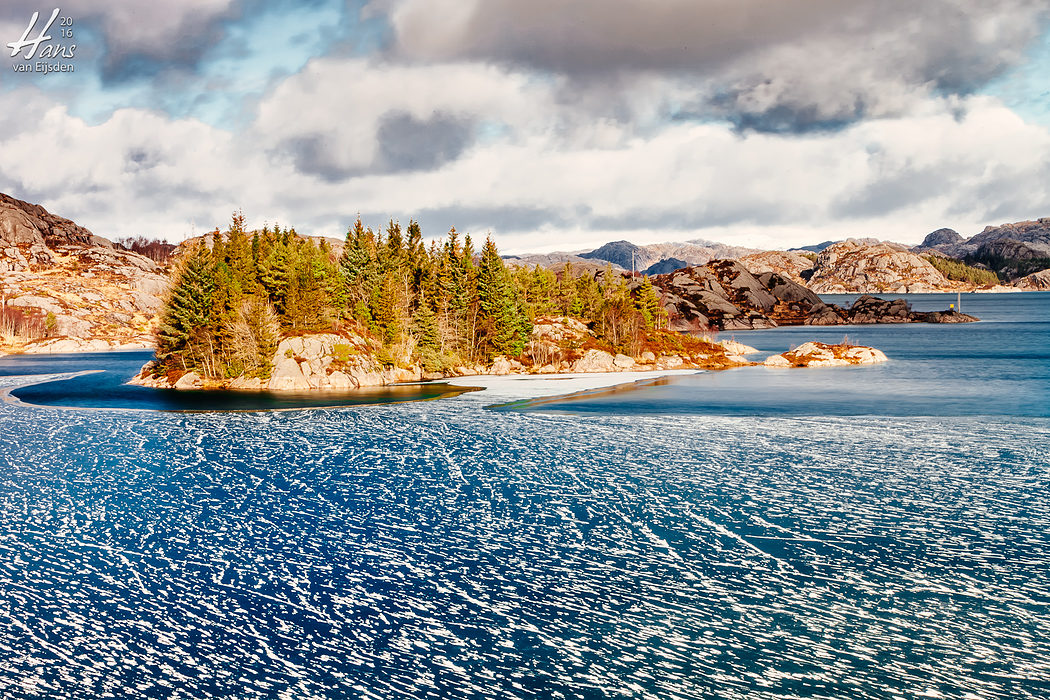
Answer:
[412,293,439,352]
[285,240,332,330]
[636,276,665,329]
[227,210,256,295]
[599,273,636,349]
[373,270,401,344]
[259,237,290,315]
[476,236,530,357]
[557,262,579,316]
[157,242,215,371]
[384,219,404,268]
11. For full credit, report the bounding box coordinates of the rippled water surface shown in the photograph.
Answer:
[0,293,1048,699]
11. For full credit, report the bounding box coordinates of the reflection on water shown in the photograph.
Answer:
[0,350,477,411]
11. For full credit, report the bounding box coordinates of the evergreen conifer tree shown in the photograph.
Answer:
[636,277,664,329]
[477,237,529,357]
[157,242,216,370]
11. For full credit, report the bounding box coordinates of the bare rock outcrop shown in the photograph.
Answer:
[717,339,759,355]
[649,260,977,331]
[764,342,888,368]
[652,262,782,331]
[846,295,977,324]
[915,228,966,251]
[738,251,815,285]
[268,333,423,391]
[807,240,954,293]
[652,262,843,330]
[1,191,169,353]
[1014,269,1050,291]
[966,219,1050,257]
[912,218,1050,282]
[1,192,104,251]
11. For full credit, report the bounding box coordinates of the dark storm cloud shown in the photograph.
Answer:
[376,111,474,173]
[278,111,475,182]
[407,205,577,237]
[283,135,356,182]
[589,199,797,232]
[830,167,950,219]
[384,0,1050,132]
[385,0,843,74]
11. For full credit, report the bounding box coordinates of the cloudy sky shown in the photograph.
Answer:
[2,1,1049,252]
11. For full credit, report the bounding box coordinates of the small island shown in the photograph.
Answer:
[129,214,911,392]
[763,341,889,367]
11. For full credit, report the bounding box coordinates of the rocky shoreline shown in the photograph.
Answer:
[650,261,979,331]
[128,316,890,393]
[130,318,761,392]
[764,342,888,368]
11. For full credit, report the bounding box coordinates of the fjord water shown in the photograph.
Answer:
[0,293,1048,699]
[514,292,1050,417]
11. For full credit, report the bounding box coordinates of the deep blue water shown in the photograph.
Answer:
[514,292,1050,417]
[0,292,1048,699]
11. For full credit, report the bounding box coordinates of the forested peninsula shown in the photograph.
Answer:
[136,213,748,391]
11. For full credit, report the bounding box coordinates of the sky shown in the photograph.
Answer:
[2,1,1050,254]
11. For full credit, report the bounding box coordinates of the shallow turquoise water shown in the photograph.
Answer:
[0,293,1047,699]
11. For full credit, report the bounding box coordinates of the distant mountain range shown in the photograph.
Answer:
[913,219,1050,280]
[915,220,1050,258]
[502,219,1050,291]
[503,238,760,273]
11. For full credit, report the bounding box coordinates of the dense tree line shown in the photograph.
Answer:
[922,254,999,286]
[961,251,1050,282]
[157,213,668,379]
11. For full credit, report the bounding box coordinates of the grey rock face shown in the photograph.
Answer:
[0,192,104,248]
[739,251,815,285]
[580,241,648,270]
[8,295,63,315]
[652,261,835,331]
[174,372,203,390]
[571,349,616,372]
[976,238,1045,261]
[1015,269,1050,290]
[642,257,689,275]
[0,191,168,349]
[807,240,951,293]
[269,357,312,391]
[846,295,977,324]
[968,219,1050,257]
[651,261,976,331]
[918,228,965,249]
[913,218,1050,266]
